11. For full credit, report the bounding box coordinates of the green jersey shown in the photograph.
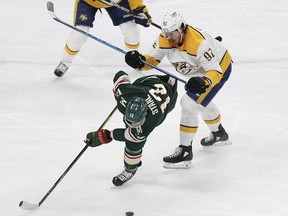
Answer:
[111,71,178,150]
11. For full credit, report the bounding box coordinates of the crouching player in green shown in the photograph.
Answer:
[84,71,178,186]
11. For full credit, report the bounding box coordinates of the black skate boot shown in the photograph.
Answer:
[112,169,136,186]
[163,145,193,169]
[54,61,69,77]
[201,124,232,147]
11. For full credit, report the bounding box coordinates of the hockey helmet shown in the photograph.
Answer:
[161,11,187,36]
[124,97,148,128]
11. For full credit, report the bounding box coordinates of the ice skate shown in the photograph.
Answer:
[163,145,193,169]
[201,124,232,148]
[54,61,69,77]
[112,169,136,186]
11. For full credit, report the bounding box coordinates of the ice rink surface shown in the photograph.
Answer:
[1,0,288,215]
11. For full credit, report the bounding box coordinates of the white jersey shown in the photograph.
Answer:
[142,25,232,87]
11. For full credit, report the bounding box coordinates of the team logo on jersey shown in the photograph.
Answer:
[79,14,88,22]
[172,62,198,75]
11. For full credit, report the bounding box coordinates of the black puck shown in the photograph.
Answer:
[125,211,134,216]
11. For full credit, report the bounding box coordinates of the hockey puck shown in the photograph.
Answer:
[125,211,134,216]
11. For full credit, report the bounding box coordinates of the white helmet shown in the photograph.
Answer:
[161,11,187,35]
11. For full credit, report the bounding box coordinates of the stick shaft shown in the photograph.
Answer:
[99,0,161,29]
[20,105,117,209]
[47,1,186,84]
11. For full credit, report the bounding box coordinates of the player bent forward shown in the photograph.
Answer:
[85,71,177,186]
[125,11,233,169]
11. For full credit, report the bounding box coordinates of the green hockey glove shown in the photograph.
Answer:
[84,129,112,147]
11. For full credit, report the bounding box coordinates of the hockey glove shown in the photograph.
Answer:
[132,6,151,27]
[125,51,146,69]
[84,129,112,147]
[185,77,211,94]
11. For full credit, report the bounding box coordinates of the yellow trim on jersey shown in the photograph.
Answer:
[180,125,198,133]
[220,50,232,72]
[196,51,232,104]
[205,70,222,86]
[203,115,221,125]
[65,44,79,55]
[83,0,123,9]
[129,0,145,11]
[141,55,160,70]
[205,50,232,85]
[157,26,205,55]
[141,27,206,70]
[180,26,205,55]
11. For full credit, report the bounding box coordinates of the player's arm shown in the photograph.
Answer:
[125,35,165,70]
[185,41,223,94]
[112,70,133,98]
[198,40,224,86]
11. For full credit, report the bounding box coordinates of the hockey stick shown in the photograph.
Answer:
[98,0,161,29]
[19,106,118,210]
[46,1,187,84]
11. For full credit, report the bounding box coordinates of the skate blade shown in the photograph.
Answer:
[202,139,232,148]
[163,161,192,169]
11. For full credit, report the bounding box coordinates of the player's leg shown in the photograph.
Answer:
[163,94,199,169]
[199,102,232,147]
[54,0,97,77]
[198,63,232,147]
[112,143,143,186]
[106,0,140,50]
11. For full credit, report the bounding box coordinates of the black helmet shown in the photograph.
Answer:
[124,97,148,128]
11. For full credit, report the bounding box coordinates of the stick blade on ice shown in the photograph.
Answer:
[46,1,54,12]
[46,1,57,19]
[19,200,39,210]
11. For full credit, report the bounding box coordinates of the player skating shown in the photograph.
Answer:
[125,11,233,169]
[54,0,152,77]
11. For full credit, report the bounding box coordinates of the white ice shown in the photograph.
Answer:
[1,0,288,216]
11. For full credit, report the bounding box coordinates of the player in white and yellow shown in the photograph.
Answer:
[54,0,152,77]
[125,11,233,169]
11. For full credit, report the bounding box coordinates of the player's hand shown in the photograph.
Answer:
[185,77,210,94]
[84,129,112,147]
[125,51,145,69]
[132,6,151,27]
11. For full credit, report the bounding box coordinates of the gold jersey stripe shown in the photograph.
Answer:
[220,50,232,72]
[82,0,121,9]
[196,51,232,104]
[142,55,160,70]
